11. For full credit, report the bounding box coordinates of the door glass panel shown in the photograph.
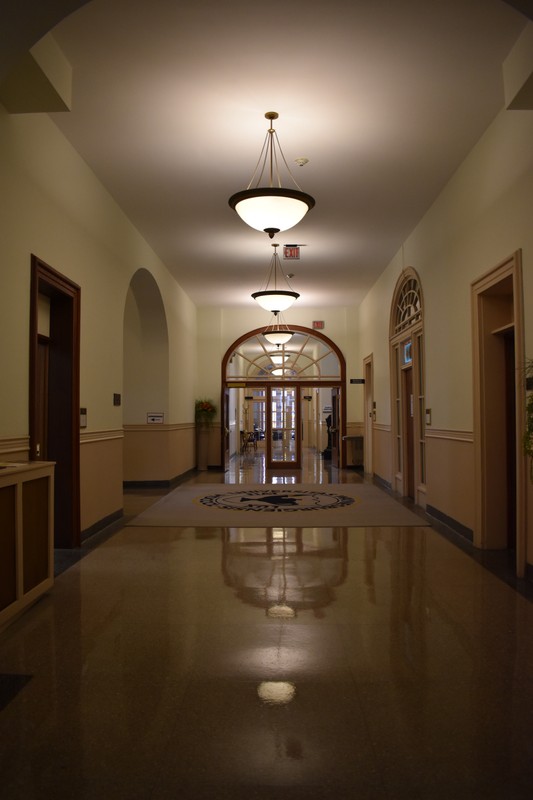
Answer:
[251,389,266,445]
[271,387,296,463]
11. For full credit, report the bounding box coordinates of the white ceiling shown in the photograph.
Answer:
[44,0,527,308]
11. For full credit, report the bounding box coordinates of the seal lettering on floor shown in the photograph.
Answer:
[198,488,357,512]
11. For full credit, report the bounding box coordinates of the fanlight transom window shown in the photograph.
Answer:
[227,330,340,382]
[394,276,422,335]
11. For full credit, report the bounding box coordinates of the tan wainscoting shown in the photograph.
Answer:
[0,437,30,461]
[123,423,196,483]
[344,422,364,468]
[80,430,123,532]
[373,423,392,486]
[425,429,474,533]
[206,423,222,468]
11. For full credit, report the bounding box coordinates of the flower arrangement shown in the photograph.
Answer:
[195,398,217,428]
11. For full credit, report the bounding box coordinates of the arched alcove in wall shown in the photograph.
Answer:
[123,268,169,425]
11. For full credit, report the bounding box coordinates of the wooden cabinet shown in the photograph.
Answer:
[0,461,54,630]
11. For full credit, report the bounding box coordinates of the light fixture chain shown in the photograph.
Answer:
[245,131,271,191]
[272,131,305,192]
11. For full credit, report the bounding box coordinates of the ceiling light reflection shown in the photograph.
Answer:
[257,681,296,705]
[267,604,296,619]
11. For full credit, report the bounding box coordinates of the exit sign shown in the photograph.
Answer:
[283,245,300,260]
[313,320,325,329]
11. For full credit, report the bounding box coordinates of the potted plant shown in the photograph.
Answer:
[195,399,216,469]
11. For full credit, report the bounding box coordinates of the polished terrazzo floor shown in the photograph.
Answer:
[1,450,533,798]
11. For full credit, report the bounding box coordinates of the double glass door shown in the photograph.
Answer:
[266,386,300,469]
[228,383,343,470]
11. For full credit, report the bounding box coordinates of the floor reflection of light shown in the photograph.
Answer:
[257,681,296,705]
[267,604,296,619]
[226,645,310,675]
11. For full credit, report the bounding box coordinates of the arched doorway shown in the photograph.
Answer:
[221,326,346,471]
[122,269,169,482]
[389,269,426,505]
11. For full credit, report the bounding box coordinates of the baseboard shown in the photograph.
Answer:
[81,509,123,542]
[372,474,392,492]
[123,480,173,488]
[123,467,199,490]
[426,504,473,542]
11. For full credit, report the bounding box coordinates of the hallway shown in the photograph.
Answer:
[1,456,533,799]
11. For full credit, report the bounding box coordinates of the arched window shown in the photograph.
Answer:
[226,328,341,382]
[392,273,423,337]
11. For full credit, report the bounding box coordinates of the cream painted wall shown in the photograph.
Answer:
[0,107,197,439]
[358,251,403,428]
[357,105,533,546]
[0,105,198,527]
[359,108,533,434]
[407,109,533,432]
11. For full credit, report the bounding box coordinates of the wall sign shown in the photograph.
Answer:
[147,412,164,424]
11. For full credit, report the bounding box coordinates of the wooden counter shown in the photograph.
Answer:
[0,461,55,631]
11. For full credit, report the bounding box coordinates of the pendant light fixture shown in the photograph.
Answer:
[252,243,300,313]
[262,311,294,346]
[229,111,315,239]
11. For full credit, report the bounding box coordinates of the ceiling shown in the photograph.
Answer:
[15,1,532,307]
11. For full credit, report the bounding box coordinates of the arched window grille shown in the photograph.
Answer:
[226,329,341,382]
[394,276,422,335]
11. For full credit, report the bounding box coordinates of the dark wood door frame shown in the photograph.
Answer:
[29,255,81,548]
